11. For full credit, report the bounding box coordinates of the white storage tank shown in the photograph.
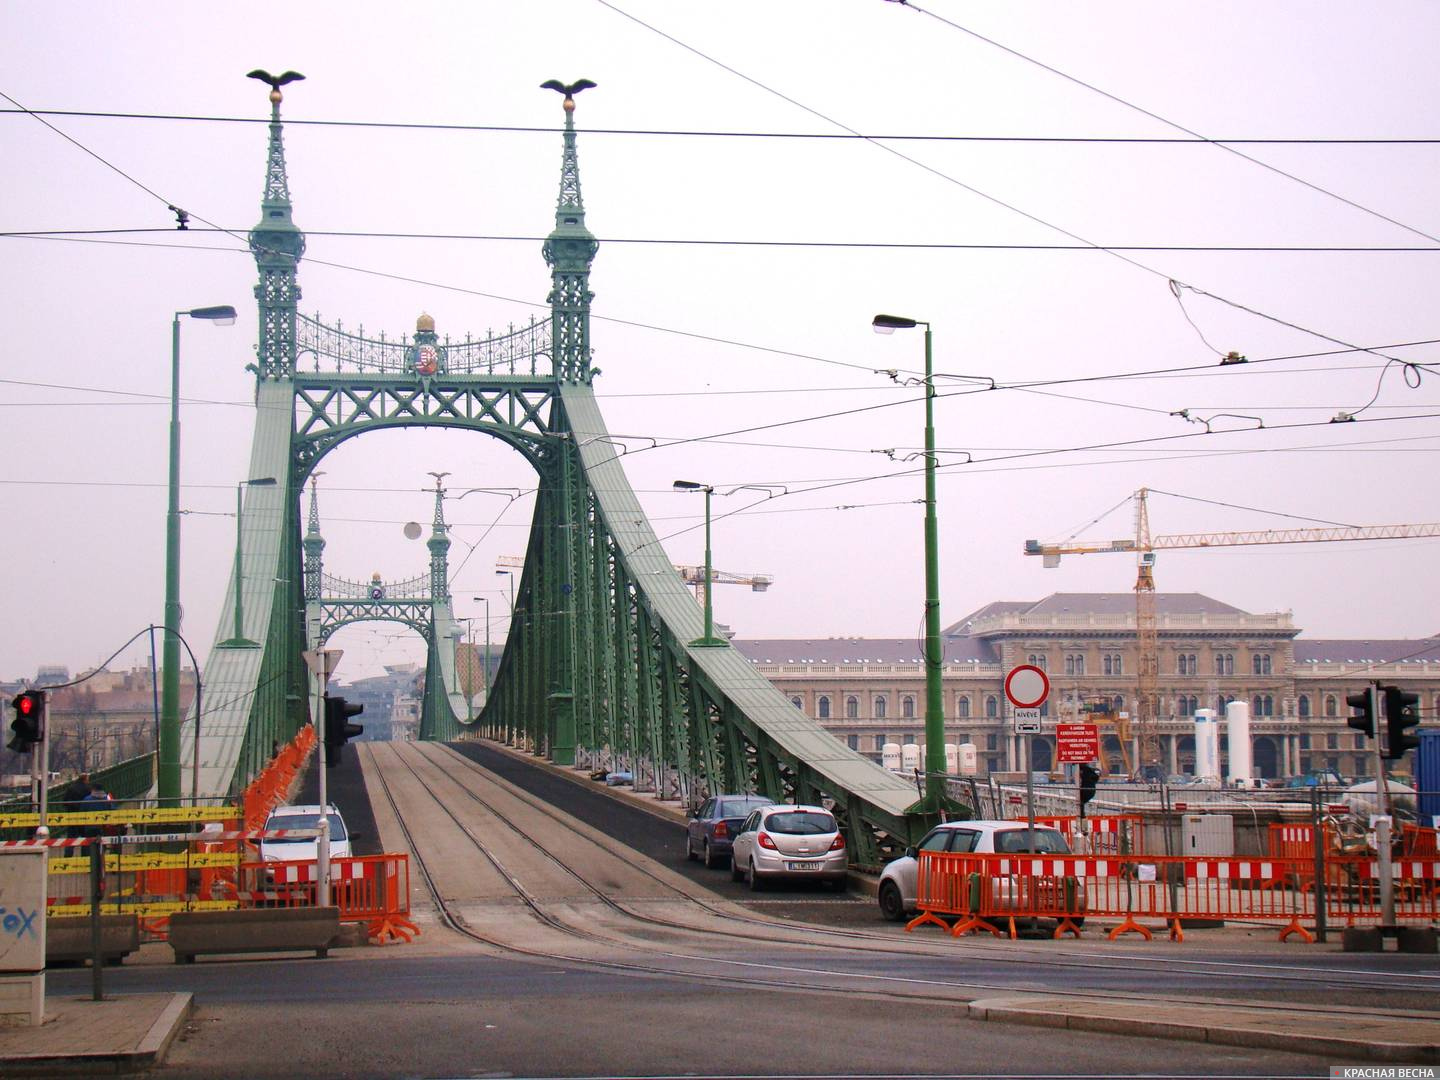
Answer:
[957,743,978,776]
[882,742,902,772]
[1193,709,1220,782]
[901,743,921,774]
[944,743,958,775]
[1224,700,1253,786]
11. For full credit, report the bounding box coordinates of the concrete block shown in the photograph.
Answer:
[45,914,140,966]
[168,907,341,964]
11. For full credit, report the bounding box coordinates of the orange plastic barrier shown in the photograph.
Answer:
[242,726,317,830]
[1400,824,1439,858]
[1323,856,1440,924]
[226,854,418,943]
[1027,815,1145,856]
[908,851,1324,943]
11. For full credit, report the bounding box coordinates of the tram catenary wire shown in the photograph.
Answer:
[364,741,1436,1005]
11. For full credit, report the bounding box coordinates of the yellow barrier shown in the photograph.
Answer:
[0,804,241,829]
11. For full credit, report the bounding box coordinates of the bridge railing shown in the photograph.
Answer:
[297,312,552,377]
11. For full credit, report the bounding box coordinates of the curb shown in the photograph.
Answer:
[968,994,1440,1064]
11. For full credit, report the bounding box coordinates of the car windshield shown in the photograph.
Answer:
[264,813,347,842]
[718,797,770,817]
[764,811,836,835]
[993,827,1069,854]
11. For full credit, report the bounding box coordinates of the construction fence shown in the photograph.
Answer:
[908,817,1440,943]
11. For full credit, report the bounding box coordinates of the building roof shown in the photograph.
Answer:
[943,592,1247,636]
[730,637,999,665]
[1292,639,1440,664]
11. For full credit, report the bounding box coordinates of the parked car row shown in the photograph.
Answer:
[685,796,847,891]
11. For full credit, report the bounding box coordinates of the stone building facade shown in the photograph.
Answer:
[732,593,1439,781]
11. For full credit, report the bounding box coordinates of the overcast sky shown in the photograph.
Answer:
[3,1,1437,685]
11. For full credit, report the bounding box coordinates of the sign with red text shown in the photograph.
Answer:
[1056,723,1100,764]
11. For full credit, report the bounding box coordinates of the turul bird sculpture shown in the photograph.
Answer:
[247,69,306,102]
[540,78,596,108]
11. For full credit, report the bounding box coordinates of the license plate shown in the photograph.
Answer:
[787,862,819,871]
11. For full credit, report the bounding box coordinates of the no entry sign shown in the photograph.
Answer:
[1004,664,1050,710]
[1056,723,1101,764]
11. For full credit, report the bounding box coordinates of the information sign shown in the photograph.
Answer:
[1055,722,1100,764]
[1014,708,1042,734]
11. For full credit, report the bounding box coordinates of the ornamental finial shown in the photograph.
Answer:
[247,69,306,105]
[540,78,596,113]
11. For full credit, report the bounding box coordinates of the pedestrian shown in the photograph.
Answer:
[61,773,92,838]
[79,782,112,840]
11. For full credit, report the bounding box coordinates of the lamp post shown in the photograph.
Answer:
[219,477,277,648]
[672,481,727,647]
[872,313,944,815]
[495,569,515,614]
[160,304,237,805]
[472,595,491,706]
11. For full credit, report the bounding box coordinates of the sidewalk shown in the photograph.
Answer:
[0,991,191,1076]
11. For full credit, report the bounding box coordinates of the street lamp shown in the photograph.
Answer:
[495,569,515,613]
[871,313,945,816]
[219,476,277,649]
[472,595,491,699]
[672,481,727,648]
[160,304,237,805]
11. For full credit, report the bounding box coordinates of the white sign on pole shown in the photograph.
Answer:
[1004,665,1050,710]
[302,648,344,681]
[1013,708,1042,734]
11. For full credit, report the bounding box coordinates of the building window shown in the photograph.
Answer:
[985,696,998,718]
[986,733,998,751]
[1326,733,1338,750]
[818,696,830,719]
[1215,653,1234,676]
[1297,695,1310,718]
[1028,653,1047,670]
[1299,734,1310,750]
[1353,734,1364,750]
[1263,695,1274,716]
[902,696,915,719]
[790,696,803,711]
[957,696,971,718]
[903,733,916,745]
[874,696,887,720]
[1177,653,1197,675]
[847,734,859,751]
[846,696,858,719]
[1325,695,1337,718]
[874,735,885,752]
[1102,653,1123,676]
[1064,653,1085,676]
[1253,653,1272,675]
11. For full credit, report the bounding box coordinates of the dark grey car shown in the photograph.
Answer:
[684,795,773,868]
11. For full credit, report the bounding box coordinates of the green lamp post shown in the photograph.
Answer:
[673,481,727,648]
[872,313,946,815]
[160,304,236,805]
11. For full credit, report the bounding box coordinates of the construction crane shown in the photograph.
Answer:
[498,555,774,606]
[1025,488,1440,778]
[674,565,774,605]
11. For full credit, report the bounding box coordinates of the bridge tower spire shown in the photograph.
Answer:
[303,473,325,602]
[427,472,452,602]
[541,79,599,383]
[246,70,307,379]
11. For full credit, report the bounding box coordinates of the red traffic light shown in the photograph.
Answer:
[16,694,36,716]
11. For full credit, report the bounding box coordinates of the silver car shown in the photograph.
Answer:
[729,804,847,890]
[877,819,1072,921]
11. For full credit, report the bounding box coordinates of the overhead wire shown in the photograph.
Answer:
[594,0,1429,367]
[7,107,1440,144]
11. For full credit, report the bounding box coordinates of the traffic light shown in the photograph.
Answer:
[7,690,46,754]
[1345,688,1375,738]
[1382,685,1421,760]
[1078,763,1100,810]
[323,694,364,767]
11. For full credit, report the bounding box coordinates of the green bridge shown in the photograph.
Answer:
[166,76,929,868]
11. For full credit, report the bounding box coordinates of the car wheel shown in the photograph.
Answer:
[878,880,906,922]
[703,842,722,870]
[684,832,696,861]
[730,858,744,882]
[748,860,764,891]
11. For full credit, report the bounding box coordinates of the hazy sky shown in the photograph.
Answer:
[4,2,1437,684]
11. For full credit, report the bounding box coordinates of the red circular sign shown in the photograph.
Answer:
[1004,664,1050,709]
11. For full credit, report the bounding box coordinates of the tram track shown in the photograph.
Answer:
[364,741,1440,1011]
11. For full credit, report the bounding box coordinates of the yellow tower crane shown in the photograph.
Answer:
[674,565,775,605]
[1025,488,1440,778]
